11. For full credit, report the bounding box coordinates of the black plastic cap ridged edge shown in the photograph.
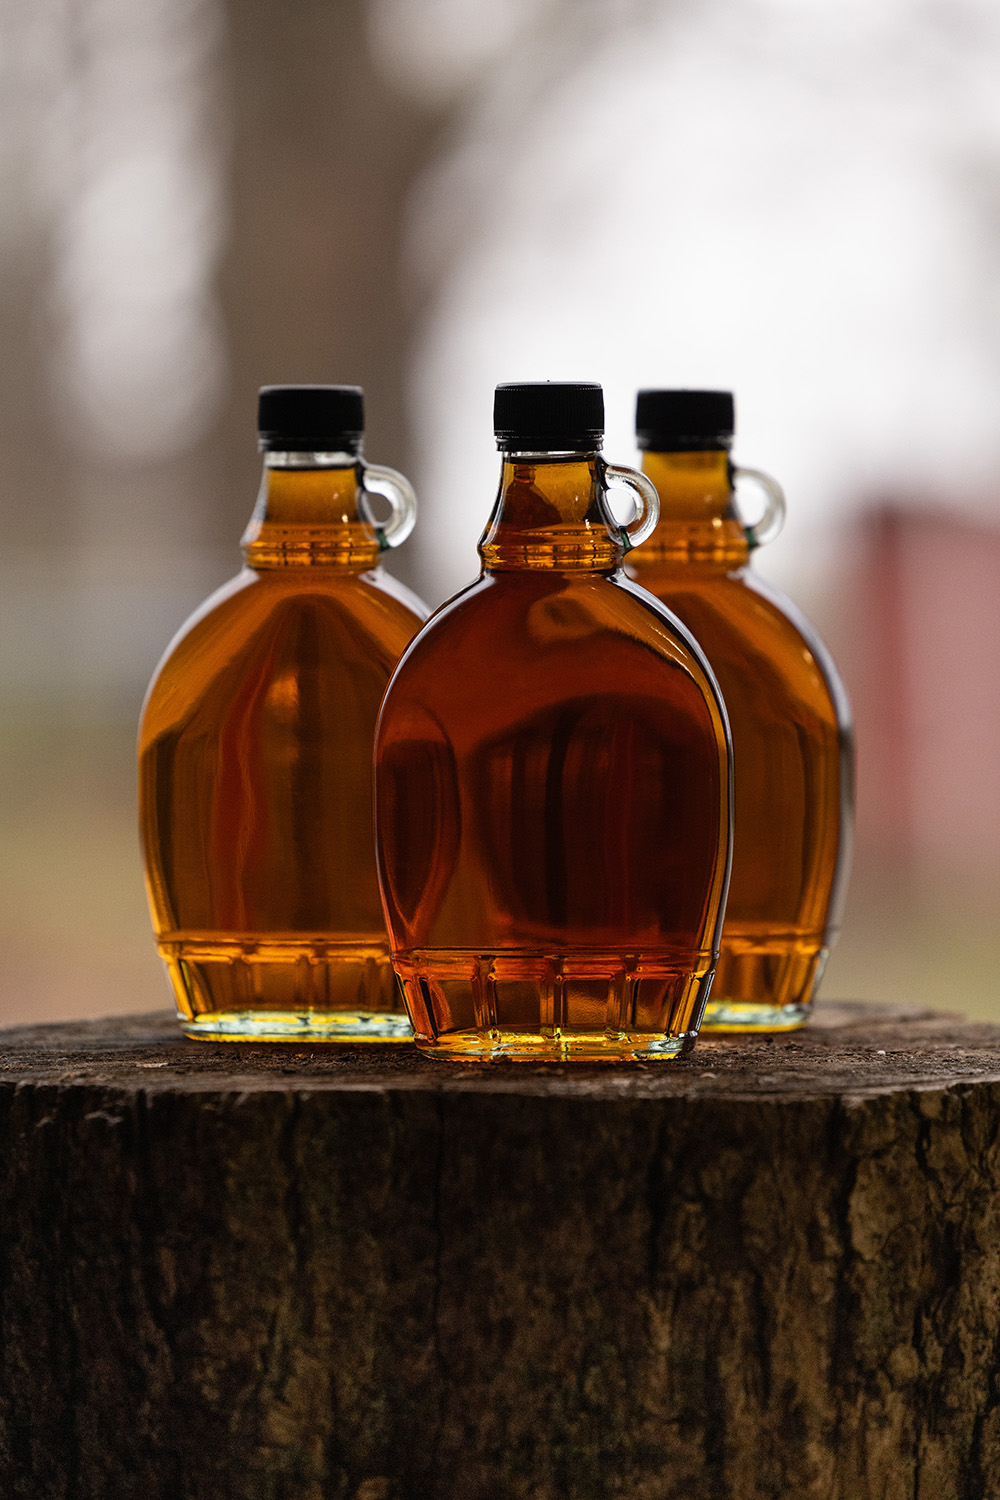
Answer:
[494,382,604,450]
[635,389,735,451]
[258,385,365,452]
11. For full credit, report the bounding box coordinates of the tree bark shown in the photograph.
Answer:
[1,1001,999,1500]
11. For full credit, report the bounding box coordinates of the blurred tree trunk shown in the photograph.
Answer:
[215,0,445,568]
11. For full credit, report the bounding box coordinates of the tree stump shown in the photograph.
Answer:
[2,1000,1000,1500]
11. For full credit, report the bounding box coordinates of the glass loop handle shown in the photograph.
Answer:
[733,465,786,551]
[603,462,660,552]
[359,463,417,550]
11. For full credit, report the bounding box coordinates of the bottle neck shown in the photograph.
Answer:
[634,450,748,568]
[241,452,382,570]
[479,452,623,573]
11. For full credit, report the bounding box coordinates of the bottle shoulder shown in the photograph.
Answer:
[628,558,811,646]
[391,568,711,663]
[364,565,431,624]
[378,569,730,739]
[628,562,851,728]
[140,566,425,743]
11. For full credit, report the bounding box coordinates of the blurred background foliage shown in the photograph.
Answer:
[1,0,999,1025]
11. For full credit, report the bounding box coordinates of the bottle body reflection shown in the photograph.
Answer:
[140,386,427,1040]
[628,392,853,1031]
[376,384,732,1060]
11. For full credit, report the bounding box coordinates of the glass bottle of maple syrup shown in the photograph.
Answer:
[374,381,732,1062]
[627,389,853,1031]
[139,384,428,1040]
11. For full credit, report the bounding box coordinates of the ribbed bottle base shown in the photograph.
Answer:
[395,946,714,1062]
[158,932,411,1042]
[701,928,828,1032]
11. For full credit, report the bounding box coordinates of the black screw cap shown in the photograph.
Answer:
[635,389,735,451]
[494,382,604,451]
[258,385,365,453]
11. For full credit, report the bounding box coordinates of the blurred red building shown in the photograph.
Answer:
[837,504,1000,887]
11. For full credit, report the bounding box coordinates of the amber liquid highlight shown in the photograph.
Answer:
[139,461,427,1040]
[375,456,732,1060]
[627,450,853,1031]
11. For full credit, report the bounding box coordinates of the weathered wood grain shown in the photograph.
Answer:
[1,1001,998,1500]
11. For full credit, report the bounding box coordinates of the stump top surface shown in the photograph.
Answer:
[1,1001,998,1101]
